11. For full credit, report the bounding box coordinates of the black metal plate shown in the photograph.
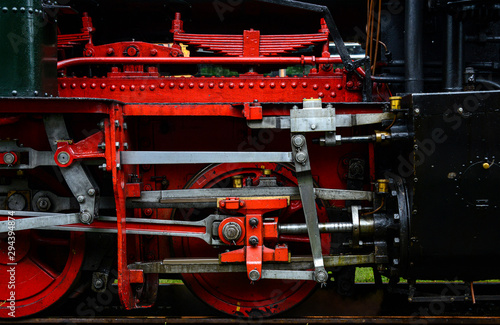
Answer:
[407,90,500,280]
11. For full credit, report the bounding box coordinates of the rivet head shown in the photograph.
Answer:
[150,49,158,56]
[159,83,165,89]
[219,82,224,88]
[169,82,175,89]
[120,85,126,91]
[239,82,245,88]
[318,92,324,98]
[347,81,354,88]
[130,85,136,91]
[199,83,205,88]
[325,84,331,90]
[270,82,276,88]
[179,83,185,89]
[70,83,76,89]
[249,82,254,88]
[291,82,297,88]
[337,84,342,90]
[150,84,156,90]
[61,83,67,89]
[302,82,307,88]
[100,83,106,89]
[81,83,87,89]
[139,85,145,91]
[91,83,96,89]
[110,85,116,91]
[229,82,235,89]
[330,92,336,98]
[188,83,194,88]
[281,82,286,88]
[209,82,215,88]
[313,84,318,90]
[259,82,265,88]
[483,162,490,170]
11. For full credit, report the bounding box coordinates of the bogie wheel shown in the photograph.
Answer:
[0,229,85,318]
[172,163,331,318]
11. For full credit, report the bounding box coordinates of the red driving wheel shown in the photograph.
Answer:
[172,163,331,317]
[0,229,85,318]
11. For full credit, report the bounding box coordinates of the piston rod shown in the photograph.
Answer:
[278,217,374,235]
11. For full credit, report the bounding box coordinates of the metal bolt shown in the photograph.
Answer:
[249,236,259,246]
[295,151,308,164]
[457,107,464,114]
[123,122,128,130]
[414,108,420,115]
[115,120,120,128]
[99,163,107,171]
[314,269,328,283]
[116,163,121,170]
[77,195,85,203]
[80,212,93,224]
[94,278,104,289]
[249,217,259,228]
[292,135,305,147]
[222,222,242,242]
[394,237,400,245]
[98,121,105,129]
[123,142,129,150]
[88,189,95,196]
[11,90,17,96]
[310,124,317,130]
[115,142,120,149]
[57,151,70,165]
[98,142,106,150]
[36,197,51,212]
[249,270,260,281]
[3,152,15,164]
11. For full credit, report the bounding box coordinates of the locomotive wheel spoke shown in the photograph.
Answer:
[31,231,70,247]
[29,255,60,280]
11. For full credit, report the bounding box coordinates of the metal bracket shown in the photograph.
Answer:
[290,107,336,133]
[249,112,394,130]
[44,115,98,224]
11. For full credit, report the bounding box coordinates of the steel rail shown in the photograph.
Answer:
[5,316,500,324]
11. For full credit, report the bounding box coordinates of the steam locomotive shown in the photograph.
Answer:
[1,0,500,318]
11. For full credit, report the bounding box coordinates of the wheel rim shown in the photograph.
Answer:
[0,230,85,318]
[172,163,331,317]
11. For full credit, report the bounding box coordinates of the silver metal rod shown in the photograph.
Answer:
[121,151,293,165]
[129,187,373,208]
[0,211,80,232]
[279,222,353,234]
[129,253,375,274]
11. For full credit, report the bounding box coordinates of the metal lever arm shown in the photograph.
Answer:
[291,134,328,283]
